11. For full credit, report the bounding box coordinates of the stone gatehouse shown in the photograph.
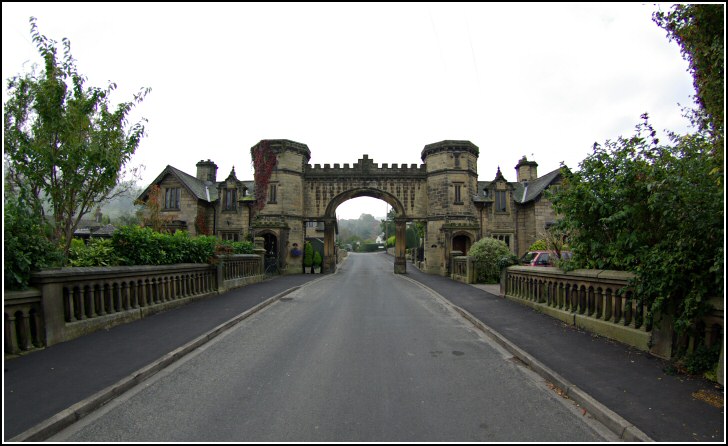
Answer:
[137,139,563,276]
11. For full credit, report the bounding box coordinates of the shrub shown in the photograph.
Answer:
[111,226,218,265]
[313,251,322,269]
[68,238,120,267]
[470,237,512,283]
[303,242,314,268]
[219,239,255,254]
[529,239,548,251]
[677,343,721,376]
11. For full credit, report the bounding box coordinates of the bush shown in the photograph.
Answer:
[470,238,512,283]
[219,239,255,254]
[111,226,219,265]
[303,242,314,268]
[529,239,548,251]
[68,238,120,267]
[313,251,322,269]
[677,343,721,376]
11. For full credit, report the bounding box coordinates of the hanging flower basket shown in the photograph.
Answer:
[290,244,302,257]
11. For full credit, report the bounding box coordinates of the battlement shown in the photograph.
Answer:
[304,155,427,178]
[421,140,479,161]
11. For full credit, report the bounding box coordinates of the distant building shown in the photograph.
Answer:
[137,141,564,276]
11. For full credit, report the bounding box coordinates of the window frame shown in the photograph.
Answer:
[164,187,180,210]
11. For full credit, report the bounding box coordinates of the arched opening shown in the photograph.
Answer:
[261,232,278,274]
[323,188,408,274]
[452,234,471,255]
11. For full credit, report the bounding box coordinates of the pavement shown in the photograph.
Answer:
[4,258,725,442]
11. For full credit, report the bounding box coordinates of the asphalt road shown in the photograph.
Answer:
[48,253,617,442]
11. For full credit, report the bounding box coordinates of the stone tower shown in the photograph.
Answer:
[251,139,311,271]
[421,140,481,275]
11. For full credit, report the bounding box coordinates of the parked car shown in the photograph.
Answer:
[519,250,572,267]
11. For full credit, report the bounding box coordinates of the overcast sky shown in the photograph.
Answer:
[3,2,696,220]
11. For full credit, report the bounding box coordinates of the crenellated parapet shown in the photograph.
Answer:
[421,140,479,161]
[304,155,426,179]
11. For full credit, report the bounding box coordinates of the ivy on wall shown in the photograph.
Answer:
[250,140,277,211]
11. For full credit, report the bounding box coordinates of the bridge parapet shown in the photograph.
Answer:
[501,266,723,370]
[4,255,264,356]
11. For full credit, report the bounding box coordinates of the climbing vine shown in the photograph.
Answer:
[194,211,210,235]
[250,140,277,211]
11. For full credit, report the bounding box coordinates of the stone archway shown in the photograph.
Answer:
[323,188,409,274]
[260,231,279,274]
[249,139,483,277]
[452,234,471,255]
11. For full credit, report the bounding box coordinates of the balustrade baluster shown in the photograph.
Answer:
[111,283,120,312]
[31,309,43,347]
[176,275,182,299]
[83,285,94,318]
[120,282,129,310]
[129,281,138,308]
[595,288,605,320]
[64,287,75,322]
[577,286,585,314]
[602,289,612,321]
[6,314,20,354]
[140,279,147,306]
[641,302,650,332]
[587,287,595,317]
[628,293,637,328]
[614,293,625,325]
[20,311,33,350]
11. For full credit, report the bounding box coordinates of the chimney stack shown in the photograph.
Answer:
[515,156,538,183]
[196,159,218,183]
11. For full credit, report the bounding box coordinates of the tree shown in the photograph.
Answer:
[4,186,63,289]
[551,115,723,335]
[3,17,150,257]
[653,4,724,174]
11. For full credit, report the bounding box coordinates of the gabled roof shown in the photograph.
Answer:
[137,165,257,204]
[137,165,219,203]
[512,168,562,203]
[473,167,562,204]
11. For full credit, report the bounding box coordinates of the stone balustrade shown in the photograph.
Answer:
[219,254,265,290]
[4,255,263,356]
[4,288,44,355]
[502,266,658,354]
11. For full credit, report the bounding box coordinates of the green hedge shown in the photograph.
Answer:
[68,226,253,267]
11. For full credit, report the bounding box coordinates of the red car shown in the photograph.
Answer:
[519,250,572,266]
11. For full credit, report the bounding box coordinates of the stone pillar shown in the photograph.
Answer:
[323,218,337,274]
[394,219,407,274]
[216,256,226,294]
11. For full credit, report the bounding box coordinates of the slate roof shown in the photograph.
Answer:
[137,165,256,204]
[73,224,117,238]
[473,167,562,205]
